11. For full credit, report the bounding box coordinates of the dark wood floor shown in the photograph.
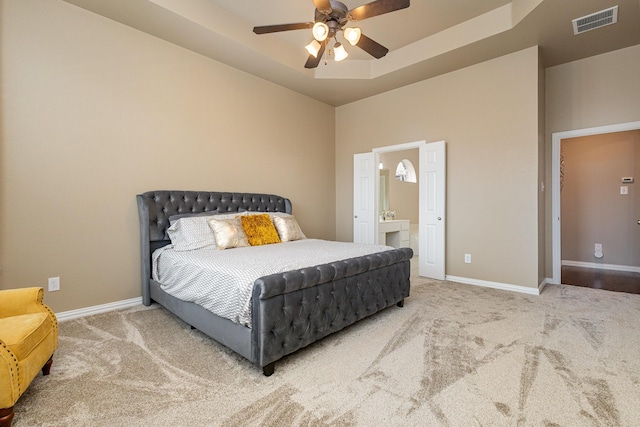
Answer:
[562,265,640,294]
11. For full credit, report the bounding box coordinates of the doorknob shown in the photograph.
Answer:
[354,215,358,219]
[438,217,442,220]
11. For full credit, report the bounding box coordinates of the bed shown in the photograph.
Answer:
[136,191,412,376]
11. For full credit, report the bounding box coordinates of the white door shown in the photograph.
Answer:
[419,141,446,279]
[353,152,376,244]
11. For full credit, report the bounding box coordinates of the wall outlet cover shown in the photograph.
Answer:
[48,277,60,292]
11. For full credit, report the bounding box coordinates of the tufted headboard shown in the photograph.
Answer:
[136,191,292,305]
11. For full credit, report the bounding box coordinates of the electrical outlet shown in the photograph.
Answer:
[48,277,60,292]
[595,243,602,252]
[464,254,471,264]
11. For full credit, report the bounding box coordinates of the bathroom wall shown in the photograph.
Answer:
[379,149,419,225]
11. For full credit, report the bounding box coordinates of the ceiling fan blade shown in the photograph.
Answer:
[253,22,313,34]
[304,40,327,69]
[356,34,389,58]
[348,0,410,21]
[312,0,333,15]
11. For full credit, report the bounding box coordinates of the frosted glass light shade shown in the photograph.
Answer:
[343,27,361,46]
[305,40,322,57]
[312,22,329,41]
[333,42,348,61]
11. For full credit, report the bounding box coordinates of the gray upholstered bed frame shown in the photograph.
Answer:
[136,191,412,376]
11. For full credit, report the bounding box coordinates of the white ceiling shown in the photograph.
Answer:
[63,0,640,106]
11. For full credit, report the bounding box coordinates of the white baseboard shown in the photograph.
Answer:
[446,275,540,296]
[56,297,143,322]
[562,260,640,273]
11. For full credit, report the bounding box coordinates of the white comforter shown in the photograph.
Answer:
[152,239,393,327]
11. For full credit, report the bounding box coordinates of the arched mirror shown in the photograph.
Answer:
[395,159,417,183]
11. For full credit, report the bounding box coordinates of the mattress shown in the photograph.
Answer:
[153,239,393,326]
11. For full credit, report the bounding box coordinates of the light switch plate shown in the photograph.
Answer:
[621,186,628,195]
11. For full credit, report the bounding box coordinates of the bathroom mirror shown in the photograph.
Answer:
[379,168,389,212]
[395,159,417,183]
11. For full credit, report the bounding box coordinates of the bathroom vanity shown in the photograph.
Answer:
[378,219,410,248]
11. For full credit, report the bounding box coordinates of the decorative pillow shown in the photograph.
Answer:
[167,212,243,251]
[273,215,306,242]
[207,217,250,250]
[240,214,281,246]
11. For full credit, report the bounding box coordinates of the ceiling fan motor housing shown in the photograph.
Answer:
[315,1,349,26]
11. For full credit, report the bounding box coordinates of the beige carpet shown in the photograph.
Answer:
[13,277,640,426]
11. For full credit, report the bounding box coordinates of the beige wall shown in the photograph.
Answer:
[561,131,639,267]
[537,58,546,284]
[336,47,542,288]
[0,0,335,312]
[545,44,640,277]
[546,45,640,133]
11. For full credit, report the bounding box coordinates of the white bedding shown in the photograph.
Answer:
[152,239,393,327]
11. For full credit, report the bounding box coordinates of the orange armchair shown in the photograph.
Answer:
[0,288,58,427]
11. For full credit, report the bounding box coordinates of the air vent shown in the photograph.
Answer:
[572,6,618,35]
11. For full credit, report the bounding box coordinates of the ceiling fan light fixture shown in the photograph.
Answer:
[312,22,329,41]
[334,42,348,61]
[343,27,361,46]
[305,40,322,58]
[254,0,409,69]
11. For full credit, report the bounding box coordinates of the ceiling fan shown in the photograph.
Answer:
[253,0,410,69]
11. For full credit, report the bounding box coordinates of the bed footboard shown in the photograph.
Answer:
[251,247,412,373]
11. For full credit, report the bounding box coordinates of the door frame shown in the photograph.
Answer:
[551,120,640,284]
[372,140,446,279]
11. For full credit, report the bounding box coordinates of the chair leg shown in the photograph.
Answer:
[42,355,53,376]
[0,407,14,427]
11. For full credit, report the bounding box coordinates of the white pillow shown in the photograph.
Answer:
[273,215,306,242]
[207,217,250,250]
[167,213,243,251]
[242,211,291,219]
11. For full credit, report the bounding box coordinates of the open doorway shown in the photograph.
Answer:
[373,140,446,279]
[379,149,419,276]
[552,121,640,292]
[353,140,445,279]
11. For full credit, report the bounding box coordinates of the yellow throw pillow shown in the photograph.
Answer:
[207,217,250,250]
[240,214,281,246]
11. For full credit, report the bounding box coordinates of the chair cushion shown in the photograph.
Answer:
[0,313,50,359]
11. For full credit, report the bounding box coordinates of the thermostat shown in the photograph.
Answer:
[621,177,634,183]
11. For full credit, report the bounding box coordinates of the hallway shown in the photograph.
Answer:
[562,265,640,294]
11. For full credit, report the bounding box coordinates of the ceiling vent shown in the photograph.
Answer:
[572,6,618,35]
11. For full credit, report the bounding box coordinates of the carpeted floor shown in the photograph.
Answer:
[13,277,640,426]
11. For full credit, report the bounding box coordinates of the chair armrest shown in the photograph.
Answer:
[0,287,48,318]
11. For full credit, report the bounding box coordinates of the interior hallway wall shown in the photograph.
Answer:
[561,130,640,268]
